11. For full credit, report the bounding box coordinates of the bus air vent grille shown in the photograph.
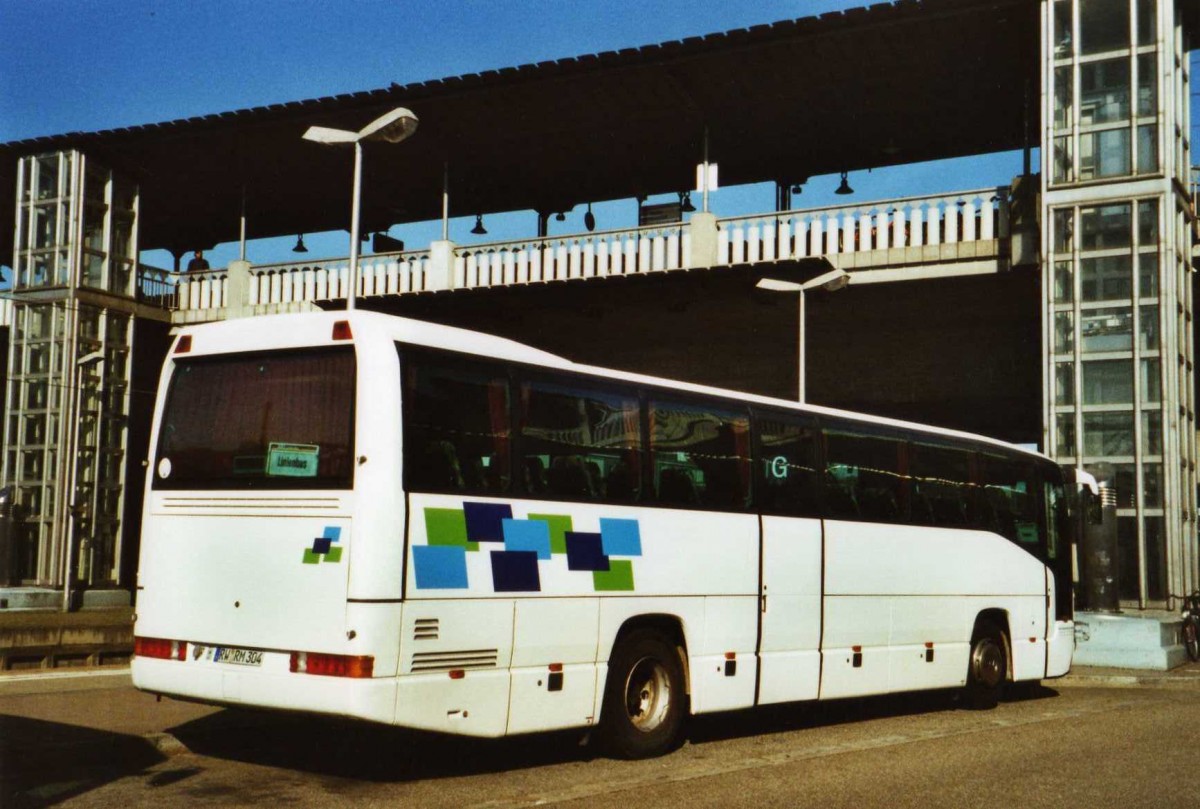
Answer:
[414,619,439,641]
[411,649,498,673]
[159,495,342,513]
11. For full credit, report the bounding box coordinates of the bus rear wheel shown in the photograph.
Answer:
[964,621,1007,710]
[599,629,686,759]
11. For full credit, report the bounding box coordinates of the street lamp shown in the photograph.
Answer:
[302,107,419,309]
[756,261,850,403]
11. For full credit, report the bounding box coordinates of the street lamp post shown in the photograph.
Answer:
[756,263,850,403]
[302,107,419,310]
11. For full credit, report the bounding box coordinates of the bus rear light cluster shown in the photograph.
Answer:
[134,636,187,661]
[174,335,193,354]
[289,651,374,678]
[332,321,353,341]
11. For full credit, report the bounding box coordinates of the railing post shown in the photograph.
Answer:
[428,240,456,291]
[687,212,719,269]
[226,260,252,319]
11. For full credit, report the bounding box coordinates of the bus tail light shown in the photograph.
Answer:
[134,636,187,661]
[332,321,353,341]
[174,335,192,354]
[290,651,374,678]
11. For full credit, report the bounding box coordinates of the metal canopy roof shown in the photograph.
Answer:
[0,0,1039,259]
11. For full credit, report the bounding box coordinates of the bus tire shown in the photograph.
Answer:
[598,629,687,759]
[964,621,1007,710]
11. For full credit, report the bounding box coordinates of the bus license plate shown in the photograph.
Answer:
[195,644,264,667]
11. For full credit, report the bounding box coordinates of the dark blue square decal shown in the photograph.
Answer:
[312,537,332,554]
[490,550,541,592]
[566,532,609,571]
[463,502,512,543]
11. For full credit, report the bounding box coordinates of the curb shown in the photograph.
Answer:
[0,667,131,696]
[1054,671,1200,689]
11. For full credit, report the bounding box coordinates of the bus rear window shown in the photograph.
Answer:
[153,347,356,490]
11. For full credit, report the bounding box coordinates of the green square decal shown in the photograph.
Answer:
[593,559,634,591]
[302,548,320,564]
[323,546,343,563]
[528,513,573,555]
[424,508,477,551]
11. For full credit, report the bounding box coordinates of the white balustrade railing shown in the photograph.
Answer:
[175,250,431,311]
[716,188,1010,266]
[0,297,12,328]
[170,187,1012,315]
[453,223,686,289]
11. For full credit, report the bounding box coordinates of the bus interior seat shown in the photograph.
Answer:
[548,456,593,499]
[420,440,464,490]
[658,468,698,505]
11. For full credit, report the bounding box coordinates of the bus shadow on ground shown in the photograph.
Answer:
[688,681,1060,746]
[0,714,167,808]
[167,682,1061,782]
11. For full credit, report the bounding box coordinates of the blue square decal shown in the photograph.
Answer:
[464,502,513,543]
[413,545,469,589]
[503,518,552,560]
[490,550,541,592]
[600,518,642,557]
[322,526,342,542]
[566,532,609,571]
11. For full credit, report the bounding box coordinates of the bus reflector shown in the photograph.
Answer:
[449,669,466,680]
[174,335,192,354]
[332,321,353,341]
[289,651,374,678]
[724,652,736,660]
[548,663,563,672]
[134,636,186,661]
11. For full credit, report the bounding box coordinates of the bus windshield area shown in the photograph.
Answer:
[152,347,356,490]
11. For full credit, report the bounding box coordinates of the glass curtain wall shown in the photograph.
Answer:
[1045,0,1196,606]
[3,151,138,588]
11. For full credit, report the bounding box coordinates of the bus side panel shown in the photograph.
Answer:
[507,599,600,735]
[394,599,514,737]
[406,495,760,723]
[689,595,759,713]
[822,521,1047,699]
[758,516,822,705]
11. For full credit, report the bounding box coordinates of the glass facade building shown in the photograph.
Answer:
[1044,0,1194,606]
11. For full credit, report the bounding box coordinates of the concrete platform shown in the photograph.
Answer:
[1073,610,1187,671]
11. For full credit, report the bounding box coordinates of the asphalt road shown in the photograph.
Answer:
[5,683,1197,808]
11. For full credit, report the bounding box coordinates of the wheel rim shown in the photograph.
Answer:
[624,655,672,733]
[971,638,1004,689]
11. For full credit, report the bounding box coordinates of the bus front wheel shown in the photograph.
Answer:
[599,629,687,759]
[964,621,1007,710]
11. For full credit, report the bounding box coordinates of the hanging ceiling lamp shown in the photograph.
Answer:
[835,171,854,195]
[680,191,696,213]
[471,214,488,235]
[292,234,309,253]
[584,203,596,232]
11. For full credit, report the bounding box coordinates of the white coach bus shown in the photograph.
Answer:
[132,310,1090,758]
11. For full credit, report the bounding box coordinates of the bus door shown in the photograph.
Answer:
[755,412,823,704]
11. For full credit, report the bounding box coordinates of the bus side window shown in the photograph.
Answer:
[755,410,819,517]
[909,444,974,528]
[519,378,641,503]
[401,353,511,495]
[979,454,1040,547]
[824,430,907,523]
[649,399,751,511]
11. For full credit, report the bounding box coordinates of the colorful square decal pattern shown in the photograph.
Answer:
[413,545,468,589]
[302,525,343,564]
[412,501,642,592]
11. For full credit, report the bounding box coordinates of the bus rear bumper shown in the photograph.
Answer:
[132,656,397,724]
[1044,619,1075,679]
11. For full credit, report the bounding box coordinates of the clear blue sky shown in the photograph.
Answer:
[0,1,1194,270]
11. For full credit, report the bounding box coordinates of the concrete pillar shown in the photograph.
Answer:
[225,260,252,318]
[687,212,719,269]
[428,240,457,291]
